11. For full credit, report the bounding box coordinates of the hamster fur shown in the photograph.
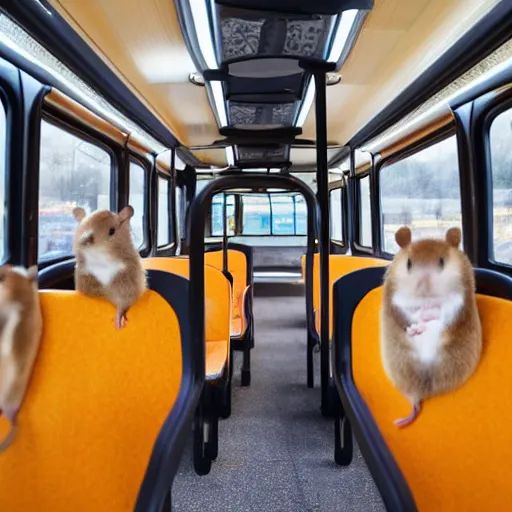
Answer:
[0,265,42,451]
[380,226,482,427]
[72,206,147,329]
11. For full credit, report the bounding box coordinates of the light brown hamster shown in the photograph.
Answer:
[72,206,146,329]
[380,226,482,427]
[0,265,42,451]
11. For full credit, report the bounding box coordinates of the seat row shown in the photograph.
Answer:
[0,243,255,511]
[302,252,512,511]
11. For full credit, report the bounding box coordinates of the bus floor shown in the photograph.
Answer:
[173,287,384,512]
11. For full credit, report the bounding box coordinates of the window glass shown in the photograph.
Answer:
[295,195,307,235]
[359,175,372,247]
[175,186,183,240]
[129,161,145,248]
[0,103,5,261]
[489,109,512,266]
[158,177,170,246]
[380,136,462,254]
[271,195,294,235]
[38,120,111,261]
[211,194,235,236]
[242,195,271,235]
[330,187,343,242]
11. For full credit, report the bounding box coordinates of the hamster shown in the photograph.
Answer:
[0,265,42,451]
[72,206,146,329]
[380,226,482,428]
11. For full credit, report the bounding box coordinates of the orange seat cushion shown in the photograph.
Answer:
[0,290,182,512]
[205,250,248,336]
[143,258,231,379]
[352,289,512,511]
[305,253,387,337]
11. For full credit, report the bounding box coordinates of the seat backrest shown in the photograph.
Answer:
[0,271,194,512]
[309,253,387,336]
[346,268,512,511]
[143,257,231,343]
[204,249,248,320]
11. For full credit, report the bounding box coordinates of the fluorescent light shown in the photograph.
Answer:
[327,9,358,63]
[189,1,218,69]
[211,81,228,127]
[226,147,235,166]
[295,79,315,127]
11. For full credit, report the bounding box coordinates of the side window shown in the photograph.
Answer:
[39,119,111,261]
[157,176,170,246]
[489,108,512,266]
[330,187,343,242]
[129,160,146,249]
[211,194,235,236]
[359,175,372,247]
[175,186,183,241]
[241,195,271,235]
[0,102,5,261]
[380,135,462,254]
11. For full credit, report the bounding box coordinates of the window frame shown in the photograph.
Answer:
[375,127,461,260]
[128,154,150,255]
[156,171,173,250]
[481,95,512,272]
[37,109,118,267]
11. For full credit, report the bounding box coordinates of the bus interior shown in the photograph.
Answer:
[0,0,511,511]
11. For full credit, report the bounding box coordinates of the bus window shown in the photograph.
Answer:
[270,195,294,235]
[211,194,235,236]
[129,160,145,249]
[489,108,512,266]
[38,119,111,262]
[241,195,271,235]
[295,195,307,235]
[330,187,343,242]
[175,186,183,241]
[157,176,170,246]
[359,175,372,247]
[380,135,462,254]
[0,102,5,261]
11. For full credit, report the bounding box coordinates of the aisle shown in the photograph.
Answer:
[172,289,384,512]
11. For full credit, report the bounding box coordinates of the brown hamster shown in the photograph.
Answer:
[72,206,146,329]
[0,265,42,451]
[380,226,482,427]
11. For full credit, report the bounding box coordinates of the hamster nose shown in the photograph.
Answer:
[416,273,431,293]
[80,233,95,246]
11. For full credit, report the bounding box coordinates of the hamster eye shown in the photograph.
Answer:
[439,257,445,269]
[407,258,412,271]
[109,227,116,236]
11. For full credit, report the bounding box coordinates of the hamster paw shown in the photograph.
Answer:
[115,310,128,329]
[406,322,426,336]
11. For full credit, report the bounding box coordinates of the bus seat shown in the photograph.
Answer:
[142,257,231,476]
[142,257,231,381]
[204,248,249,337]
[204,242,254,387]
[333,266,512,511]
[0,270,197,512]
[304,253,387,339]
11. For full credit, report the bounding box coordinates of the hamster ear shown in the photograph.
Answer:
[446,227,461,248]
[72,207,86,222]
[27,265,38,282]
[395,226,412,249]
[118,205,134,223]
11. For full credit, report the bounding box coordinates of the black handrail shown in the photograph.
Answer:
[187,173,319,387]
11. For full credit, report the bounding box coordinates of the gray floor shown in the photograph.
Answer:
[172,291,384,512]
